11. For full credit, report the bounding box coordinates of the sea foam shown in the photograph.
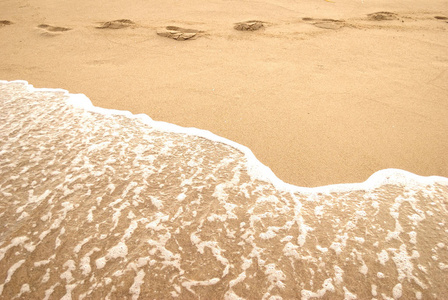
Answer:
[0,80,447,299]
[9,80,446,192]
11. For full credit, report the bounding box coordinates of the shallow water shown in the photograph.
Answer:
[0,80,447,299]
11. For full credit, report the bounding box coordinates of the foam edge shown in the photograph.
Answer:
[3,80,448,193]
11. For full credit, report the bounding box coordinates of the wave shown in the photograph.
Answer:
[0,80,447,299]
[5,80,447,192]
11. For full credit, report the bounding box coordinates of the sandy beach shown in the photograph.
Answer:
[1,0,447,187]
[2,1,448,297]
[1,81,448,299]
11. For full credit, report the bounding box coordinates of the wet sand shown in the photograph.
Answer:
[1,0,447,187]
[1,81,447,299]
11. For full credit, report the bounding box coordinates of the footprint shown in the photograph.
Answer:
[234,20,265,31]
[434,16,448,23]
[0,20,13,26]
[38,24,72,32]
[96,19,135,29]
[302,17,345,30]
[156,26,202,41]
[367,12,398,21]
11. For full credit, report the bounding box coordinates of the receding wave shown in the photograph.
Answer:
[0,80,447,299]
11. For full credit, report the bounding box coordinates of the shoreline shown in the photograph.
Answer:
[1,0,447,186]
[3,79,448,192]
[1,79,447,299]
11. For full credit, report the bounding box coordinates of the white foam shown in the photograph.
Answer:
[43,283,59,300]
[182,277,221,292]
[343,287,357,300]
[354,237,365,244]
[390,244,415,282]
[3,80,446,191]
[224,290,245,300]
[260,229,277,240]
[150,196,163,209]
[301,278,335,299]
[371,284,377,297]
[2,79,448,298]
[123,220,139,240]
[79,256,92,276]
[359,264,368,275]
[34,260,51,267]
[74,237,92,253]
[333,266,344,285]
[316,245,328,253]
[408,231,417,244]
[42,268,51,283]
[0,236,28,261]
[17,283,31,297]
[0,259,25,295]
[129,270,145,300]
[60,260,76,288]
[392,283,402,299]
[377,250,389,265]
[264,263,286,290]
[60,283,76,300]
[176,193,187,202]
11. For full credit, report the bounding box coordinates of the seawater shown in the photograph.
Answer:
[0,80,447,299]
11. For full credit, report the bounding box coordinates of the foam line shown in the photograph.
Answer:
[2,80,448,192]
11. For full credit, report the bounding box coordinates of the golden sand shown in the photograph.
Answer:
[0,0,447,187]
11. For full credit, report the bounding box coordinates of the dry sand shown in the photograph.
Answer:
[1,0,447,187]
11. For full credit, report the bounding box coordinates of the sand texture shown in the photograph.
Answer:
[1,0,448,187]
[0,81,447,299]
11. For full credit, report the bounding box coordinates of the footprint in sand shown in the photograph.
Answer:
[37,24,72,37]
[234,20,265,31]
[156,26,203,41]
[38,24,72,32]
[302,17,345,30]
[96,19,136,29]
[434,16,448,23]
[367,12,399,21]
[0,20,13,27]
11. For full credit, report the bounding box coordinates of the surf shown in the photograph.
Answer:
[0,80,447,299]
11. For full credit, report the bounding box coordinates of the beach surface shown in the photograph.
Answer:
[1,0,447,186]
[0,81,447,299]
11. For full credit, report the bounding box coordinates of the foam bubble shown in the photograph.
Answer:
[0,259,25,295]
[129,270,145,300]
[378,250,389,265]
[392,283,402,299]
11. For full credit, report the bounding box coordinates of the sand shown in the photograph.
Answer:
[1,0,447,187]
[1,81,447,299]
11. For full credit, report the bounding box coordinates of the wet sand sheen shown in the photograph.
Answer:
[0,0,447,187]
[0,81,447,299]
